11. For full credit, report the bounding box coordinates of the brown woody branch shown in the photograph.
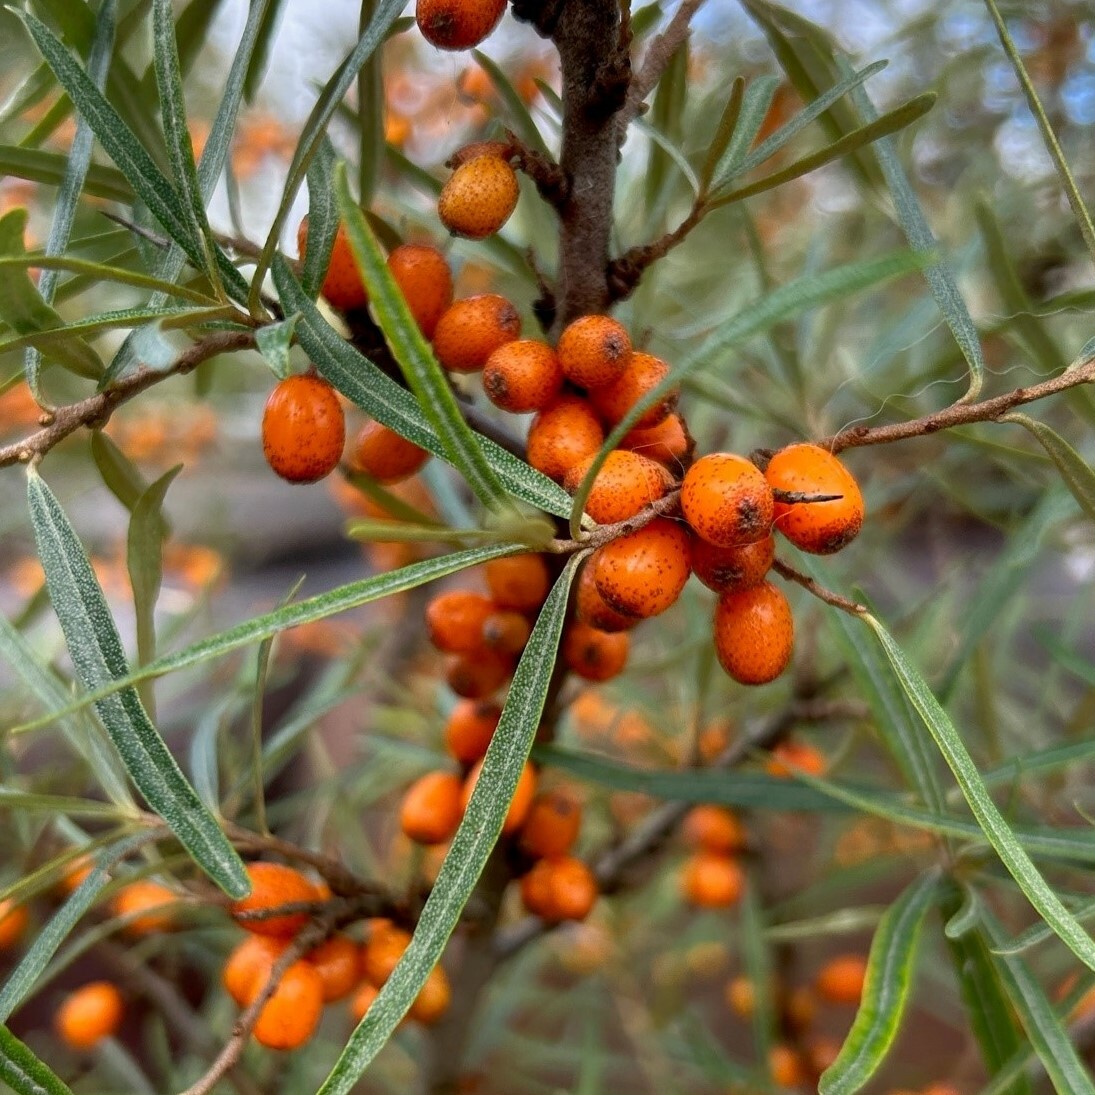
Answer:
[0,332,255,469]
[771,558,867,617]
[608,199,707,302]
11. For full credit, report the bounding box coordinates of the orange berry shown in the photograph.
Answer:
[481,609,532,655]
[349,979,378,1023]
[519,789,583,859]
[262,374,345,484]
[351,420,430,483]
[589,351,677,428]
[111,879,176,935]
[252,959,324,1050]
[306,935,361,1002]
[681,805,746,855]
[592,517,692,619]
[526,395,605,483]
[815,953,868,1005]
[922,1086,963,1095]
[230,862,321,938]
[785,984,817,1031]
[446,648,514,698]
[55,981,123,1050]
[766,739,827,779]
[485,554,551,611]
[725,975,756,1018]
[59,855,94,895]
[426,590,495,654]
[556,315,631,389]
[690,533,774,594]
[804,1035,842,1077]
[574,561,639,632]
[409,965,451,1023]
[0,899,29,948]
[765,443,864,555]
[563,450,671,525]
[462,759,536,834]
[438,154,519,239]
[520,856,598,921]
[297,216,367,313]
[400,771,464,845]
[621,412,693,470]
[387,243,453,339]
[416,0,505,50]
[223,935,289,1006]
[483,340,564,413]
[681,453,774,547]
[769,1043,807,1088]
[363,922,412,985]
[443,699,501,764]
[713,581,794,685]
[679,851,744,908]
[562,621,629,682]
[433,294,521,372]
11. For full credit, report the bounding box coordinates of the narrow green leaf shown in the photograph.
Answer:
[982,0,1095,266]
[645,41,689,215]
[0,834,149,1024]
[18,11,208,273]
[819,871,939,1094]
[254,314,300,380]
[249,0,405,314]
[272,255,573,518]
[0,255,216,305]
[700,76,745,192]
[709,93,937,210]
[865,613,1095,972]
[0,209,103,378]
[27,471,248,898]
[740,881,776,1063]
[981,904,1095,1095]
[91,430,154,520]
[25,0,116,399]
[732,60,887,180]
[301,136,339,299]
[356,0,384,207]
[0,144,133,202]
[470,50,551,158]
[335,166,508,511]
[243,0,289,100]
[0,1026,74,1095]
[14,543,526,734]
[709,74,779,188]
[317,554,581,1093]
[1007,414,1095,522]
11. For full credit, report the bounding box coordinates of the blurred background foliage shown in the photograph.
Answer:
[1,0,1094,1093]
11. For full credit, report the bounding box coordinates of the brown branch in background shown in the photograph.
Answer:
[607,200,707,302]
[771,558,867,617]
[818,354,1095,454]
[0,332,255,469]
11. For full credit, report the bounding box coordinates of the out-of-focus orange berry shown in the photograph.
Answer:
[306,935,361,1002]
[262,374,345,484]
[297,217,368,312]
[0,899,29,949]
[55,981,123,1050]
[443,699,501,764]
[363,922,412,985]
[562,621,630,682]
[592,517,692,618]
[252,960,324,1050]
[557,315,631,389]
[426,590,495,654]
[520,856,598,921]
[349,979,379,1022]
[713,581,794,685]
[433,294,521,373]
[725,975,757,1017]
[446,648,514,698]
[681,805,746,855]
[481,609,532,655]
[681,453,774,547]
[409,965,452,1023]
[485,554,551,612]
[815,953,868,1005]
[400,771,464,845]
[351,420,430,483]
[112,879,176,935]
[766,443,864,555]
[679,852,744,908]
[766,739,827,779]
[519,789,583,859]
[223,936,289,1006]
[769,1043,807,1088]
[230,862,320,938]
[387,243,453,339]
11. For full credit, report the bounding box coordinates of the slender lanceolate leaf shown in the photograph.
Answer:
[254,314,300,380]
[740,882,776,1063]
[700,76,745,192]
[13,543,526,736]
[0,1025,74,1095]
[708,74,780,188]
[26,471,248,898]
[18,11,208,274]
[317,554,581,1094]
[272,256,573,518]
[335,167,508,511]
[865,613,1095,972]
[25,0,116,399]
[1006,415,1095,522]
[819,871,940,1094]
[980,905,1095,1095]
[243,0,289,100]
[249,0,405,313]
[0,833,151,1024]
[0,145,133,202]
[301,137,339,299]
[0,255,216,304]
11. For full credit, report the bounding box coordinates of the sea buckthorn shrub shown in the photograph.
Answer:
[2,3,1093,1094]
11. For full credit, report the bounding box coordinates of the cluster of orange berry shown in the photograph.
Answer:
[411,554,599,922]
[223,862,450,1050]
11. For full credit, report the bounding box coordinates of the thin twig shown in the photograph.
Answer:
[0,332,255,469]
[771,557,867,617]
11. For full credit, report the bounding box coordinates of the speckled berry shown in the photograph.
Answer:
[681,453,774,547]
[351,420,430,483]
[433,294,521,373]
[556,315,631,389]
[574,562,639,632]
[592,517,692,619]
[438,154,519,239]
[297,216,367,313]
[483,340,564,413]
[690,533,774,594]
[563,449,671,525]
[262,375,345,484]
[526,395,604,483]
[621,412,693,471]
[562,621,630,681]
[387,243,453,339]
[712,580,793,685]
[416,0,506,51]
[589,351,677,428]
